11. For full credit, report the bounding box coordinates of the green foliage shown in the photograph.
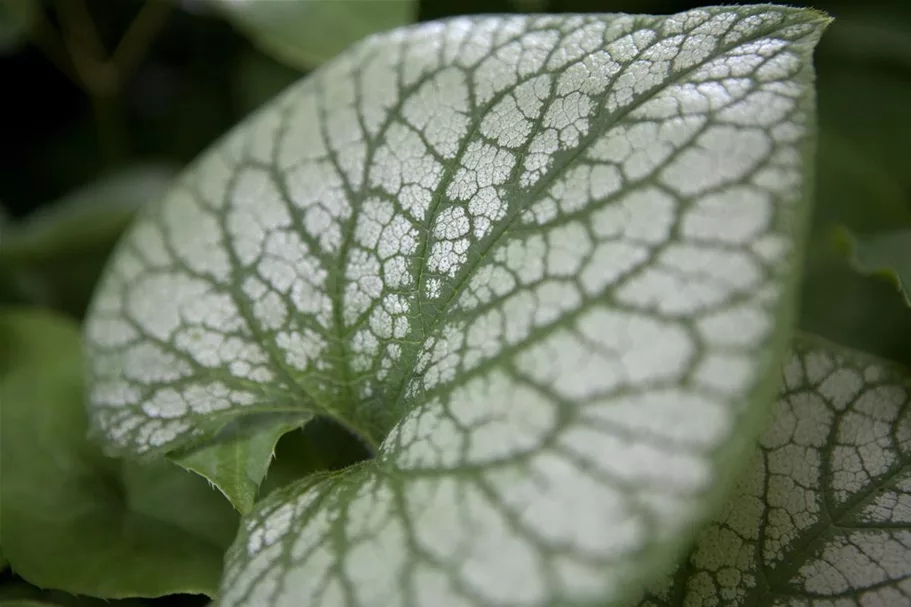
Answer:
[0,580,147,607]
[0,166,177,316]
[169,414,311,513]
[0,309,237,598]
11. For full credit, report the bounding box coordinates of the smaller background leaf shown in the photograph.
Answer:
[0,308,238,599]
[836,227,911,306]
[170,413,312,513]
[0,165,177,316]
[121,459,239,548]
[638,334,911,606]
[210,0,415,70]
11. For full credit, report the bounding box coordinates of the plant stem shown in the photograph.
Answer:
[31,0,173,167]
[111,0,172,77]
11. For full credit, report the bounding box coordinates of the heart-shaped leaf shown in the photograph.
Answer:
[639,335,911,606]
[85,7,829,605]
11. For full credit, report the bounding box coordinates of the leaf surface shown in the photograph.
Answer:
[85,6,830,605]
[0,309,237,598]
[640,335,911,606]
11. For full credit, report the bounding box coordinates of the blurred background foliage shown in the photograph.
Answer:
[0,0,909,605]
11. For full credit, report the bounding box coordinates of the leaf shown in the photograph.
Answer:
[211,0,416,70]
[170,413,312,513]
[836,227,911,307]
[638,334,911,606]
[0,165,177,315]
[85,7,829,606]
[172,415,370,515]
[797,136,911,365]
[1,165,178,257]
[120,459,239,549]
[0,308,238,598]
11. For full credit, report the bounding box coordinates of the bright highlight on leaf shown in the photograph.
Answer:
[84,6,829,606]
[641,335,911,606]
